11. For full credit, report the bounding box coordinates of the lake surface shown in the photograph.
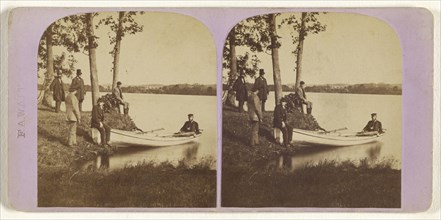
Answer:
[74,93,217,170]
[262,92,402,171]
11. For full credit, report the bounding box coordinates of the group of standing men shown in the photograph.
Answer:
[51,69,87,147]
[233,69,269,113]
[232,68,313,147]
[49,69,130,147]
[50,69,86,113]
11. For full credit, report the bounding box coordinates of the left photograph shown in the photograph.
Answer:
[37,11,217,207]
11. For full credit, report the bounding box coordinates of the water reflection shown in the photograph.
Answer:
[182,144,199,164]
[275,141,385,172]
[81,142,208,171]
[99,154,110,169]
[366,144,382,160]
[281,153,292,169]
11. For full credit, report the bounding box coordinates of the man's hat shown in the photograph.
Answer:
[259,69,265,75]
[76,69,82,75]
[280,97,287,103]
[97,99,105,104]
[188,113,194,117]
[371,113,377,116]
[300,81,305,85]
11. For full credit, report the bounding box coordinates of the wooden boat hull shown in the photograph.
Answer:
[109,129,201,147]
[291,128,384,147]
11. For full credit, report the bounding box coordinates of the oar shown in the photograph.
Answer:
[321,127,348,134]
[140,128,164,134]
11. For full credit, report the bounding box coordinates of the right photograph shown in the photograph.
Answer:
[221,12,402,208]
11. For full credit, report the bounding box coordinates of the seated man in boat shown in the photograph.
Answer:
[273,98,293,146]
[91,99,111,146]
[179,113,201,136]
[362,113,384,135]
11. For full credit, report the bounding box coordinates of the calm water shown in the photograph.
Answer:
[73,93,217,170]
[263,92,402,171]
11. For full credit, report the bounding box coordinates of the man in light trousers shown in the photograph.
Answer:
[65,89,81,146]
[247,88,263,147]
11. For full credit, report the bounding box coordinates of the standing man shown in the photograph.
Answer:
[247,89,263,147]
[362,113,384,134]
[69,69,86,112]
[273,98,293,146]
[65,89,81,146]
[233,71,248,113]
[253,69,269,112]
[112,81,130,115]
[91,100,111,146]
[296,81,313,114]
[49,71,65,113]
[180,113,201,135]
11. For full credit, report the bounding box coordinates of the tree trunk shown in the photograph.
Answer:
[295,12,307,88]
[226,27,238,107]
[112,11,124,89]
[86,13,100,106]
[269,14,283,105]
[229,27,238,80]
[42,25,55,107]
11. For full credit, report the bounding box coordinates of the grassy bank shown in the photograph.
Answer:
[222,106,401,208]
[38,105,216,207]
[39,161,216,207]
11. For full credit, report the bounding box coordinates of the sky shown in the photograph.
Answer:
[39,11,402,87]
[40,12,217,86]
[225,12,403,85]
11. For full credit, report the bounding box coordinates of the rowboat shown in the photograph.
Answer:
[291,128,384,147]
[109,129,201,147]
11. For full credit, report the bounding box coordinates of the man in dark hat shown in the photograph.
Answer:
[233,70,248,113]
[253,68,269,112]
[247,88,263,147]
[91,99,111,146]
[296,81,313,114]
[273,97,293,146]
[112,81,130,115]
[69,69,86,112]
[180,114,201,134]
[362,113,384,134]
[49,71,65,113]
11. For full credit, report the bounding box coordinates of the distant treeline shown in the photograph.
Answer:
[38,83,217,96]
[223,83,402,95]
[142,84,216,96]
[305,83,402,95]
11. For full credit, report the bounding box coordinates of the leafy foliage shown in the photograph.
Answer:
[97,11,145,55]
[280,12,327,82]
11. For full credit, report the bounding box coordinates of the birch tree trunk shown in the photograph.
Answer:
[86,13,100,106]
[42,25,55,107]
[112,11,124,89]
[295,12,307,88]
[269,14,283,105]
[226,27,238,106]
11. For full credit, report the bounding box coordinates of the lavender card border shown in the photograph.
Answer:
[7,7,434,212]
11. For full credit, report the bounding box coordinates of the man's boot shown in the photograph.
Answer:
[124,108,129,115]
[307,107,312,115]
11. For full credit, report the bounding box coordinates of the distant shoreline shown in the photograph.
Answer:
[223,83,402,96]
[38,82,402,96]
[38,83,217,96]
